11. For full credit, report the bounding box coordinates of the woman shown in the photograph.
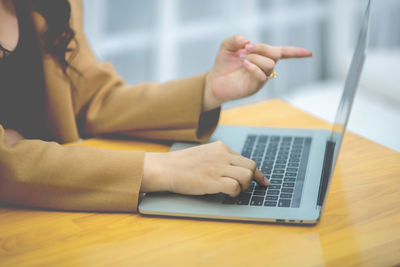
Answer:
[0,0,312,212]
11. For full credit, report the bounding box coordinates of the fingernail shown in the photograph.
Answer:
[299,48,313,56]
[239,53,247,59]
[243,59,251,67]
[245,43,254,52]
[264,177,270,185]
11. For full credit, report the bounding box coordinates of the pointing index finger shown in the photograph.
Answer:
[247,44,313,61]
[276,46,313,59]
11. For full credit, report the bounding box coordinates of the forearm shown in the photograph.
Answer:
[0,127,144,212]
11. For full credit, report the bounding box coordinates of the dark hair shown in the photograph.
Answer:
[1,0,77,140]
[32,0,76,74]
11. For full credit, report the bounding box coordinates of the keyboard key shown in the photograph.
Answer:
[277,155,288,160]
[273,170,284,174]
[278,199,291,207]
[261,167,272,173]
[255,144,265,149]
[288,163,299,167]
[283,182,295,188]
[236,193,251,205]
[253,190,266,196]
[271,174,284,179]
[255,185,267,191]
[266,195,279,201]
[280,193,293,199]
[248,135,257,141]
[268,184,281,190]
[285,172,297,177]
[267,190,280,195]
[250,196,264,206]
[274,164,286,169]
[271,136,281,141]
[264,201,277,207]
[276,160,287,164]
[284,178,296,182]
[286,168,298,172]
[263,160,274,166]
[270,179,283,185]
[281,188,294,193]
[278,150,289,154]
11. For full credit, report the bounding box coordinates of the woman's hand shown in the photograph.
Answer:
[141,141,269,197]
[203,35,313,111]
[4,129,24,145]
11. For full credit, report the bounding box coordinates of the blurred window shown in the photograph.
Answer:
[83,0,400,105]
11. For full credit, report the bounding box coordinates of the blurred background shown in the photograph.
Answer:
[83,0,400,152]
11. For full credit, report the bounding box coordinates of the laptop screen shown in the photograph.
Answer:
[318,0,371,206]
[330,0,371,167]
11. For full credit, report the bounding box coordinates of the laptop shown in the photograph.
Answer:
[139,0,371,224]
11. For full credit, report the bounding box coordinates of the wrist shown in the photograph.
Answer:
[203,72,222,112]
[141,152,171,193]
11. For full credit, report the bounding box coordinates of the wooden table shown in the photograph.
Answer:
[1,99,399,266]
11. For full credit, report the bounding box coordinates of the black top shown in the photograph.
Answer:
[0,1,50,140]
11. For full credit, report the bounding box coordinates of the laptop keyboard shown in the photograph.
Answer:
[222,135,312,208]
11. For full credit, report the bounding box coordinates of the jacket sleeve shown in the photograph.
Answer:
[67,0,220,142]
[0,125,144,212]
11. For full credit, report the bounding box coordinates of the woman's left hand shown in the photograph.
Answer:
[203,35,313,111]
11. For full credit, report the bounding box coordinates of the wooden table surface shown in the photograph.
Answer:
[1,99,399,266]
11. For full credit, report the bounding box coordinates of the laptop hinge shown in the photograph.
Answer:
[317,140,336,207]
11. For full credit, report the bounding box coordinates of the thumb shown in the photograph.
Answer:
[221,35,249,52]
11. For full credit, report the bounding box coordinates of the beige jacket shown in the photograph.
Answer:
[0,0,219,212]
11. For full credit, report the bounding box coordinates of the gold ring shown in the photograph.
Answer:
[266,70,276,79]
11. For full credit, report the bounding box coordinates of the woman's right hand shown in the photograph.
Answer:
[4,129,24,145]
[141,141,269,197]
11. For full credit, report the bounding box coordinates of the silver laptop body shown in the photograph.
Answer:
[139,0,371,224]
